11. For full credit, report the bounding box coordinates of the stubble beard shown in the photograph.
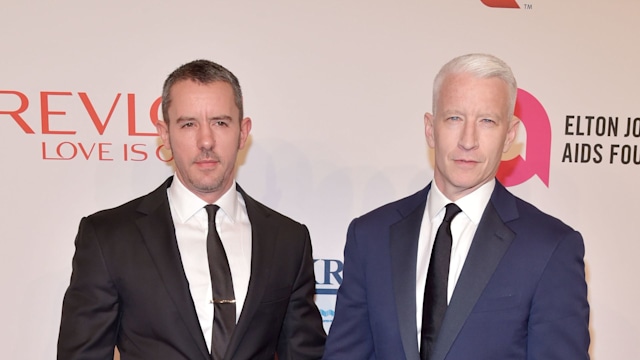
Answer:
[192,153,226,194]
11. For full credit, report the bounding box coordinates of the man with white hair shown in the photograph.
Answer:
[323,53,590,360]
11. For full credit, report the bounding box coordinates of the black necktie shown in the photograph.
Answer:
[420,203,462,360]
[205,205,236,360]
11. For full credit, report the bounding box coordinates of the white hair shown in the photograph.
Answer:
[432,53,518,115]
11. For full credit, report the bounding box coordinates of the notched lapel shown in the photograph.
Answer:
[136,179,210,360]
[390,187,429,360]
[224,188,278,358]
[430,200,516,360]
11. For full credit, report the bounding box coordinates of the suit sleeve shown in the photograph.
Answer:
[277,225,327,360]
[323,219,375,359]
[528,230,591,360]
[57,217,119,360]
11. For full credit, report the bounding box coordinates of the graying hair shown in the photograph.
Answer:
[432,53,517,115]
[161,59,243,123]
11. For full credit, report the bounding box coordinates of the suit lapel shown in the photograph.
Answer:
[430,183,517,360]
[224,186,277,359]
[136,177,210,360]
[390,186,429,360]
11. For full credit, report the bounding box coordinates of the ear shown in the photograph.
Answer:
[424,112,436,148]
[156,120,171,151]
[502,115,520,153]
[239,117,252,149]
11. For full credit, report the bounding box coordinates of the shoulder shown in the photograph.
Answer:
[237,185,306,230]
[493,186,581,254]
[512,195,577,236]
[491,186,586,279]
[84,178,170,226]
[493,181,577,235]
[353,186,429,226]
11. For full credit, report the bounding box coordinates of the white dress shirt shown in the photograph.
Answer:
[167,175,252,353]
[415,179,495,345]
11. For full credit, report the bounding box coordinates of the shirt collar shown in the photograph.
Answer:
[427,178,495,224]
[167,174,239,224]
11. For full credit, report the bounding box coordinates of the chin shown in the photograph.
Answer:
[450,179,482,192]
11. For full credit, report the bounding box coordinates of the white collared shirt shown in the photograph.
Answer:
[167,175,252,353]
[415,179,495,345]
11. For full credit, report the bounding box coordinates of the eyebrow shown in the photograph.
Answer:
[209,115,234,122]
[440,110,503,119]
[175,115,234,122]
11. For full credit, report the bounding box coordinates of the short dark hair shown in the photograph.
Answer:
[161,59,243,122]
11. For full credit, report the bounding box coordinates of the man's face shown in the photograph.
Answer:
[424,72,519,201]
[157,79,251,203]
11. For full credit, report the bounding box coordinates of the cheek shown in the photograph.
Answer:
[167,135,195,156]
[435,135,456,152]
[483,134,507,153]
[217,138,241,156]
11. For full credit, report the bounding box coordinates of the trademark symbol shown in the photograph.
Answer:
[524,3,533,9]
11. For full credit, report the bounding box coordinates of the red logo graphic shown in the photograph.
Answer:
[481,0,520,8]
[0,89,170,162]
[497,88,551,187]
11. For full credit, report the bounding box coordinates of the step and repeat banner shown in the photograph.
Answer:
[1,0,638,358]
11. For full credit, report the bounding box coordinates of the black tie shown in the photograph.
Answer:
[420,203,462,360]
[205,205,236,360]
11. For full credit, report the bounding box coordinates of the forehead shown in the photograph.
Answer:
[167,80,239,118]
[436,73,510,116]
[169,79,234,102]
[441,72,508,96]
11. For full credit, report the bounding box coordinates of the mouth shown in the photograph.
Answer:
[454,158,480,166]
[195,158,220,168]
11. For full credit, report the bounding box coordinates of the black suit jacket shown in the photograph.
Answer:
[58,177,326,360]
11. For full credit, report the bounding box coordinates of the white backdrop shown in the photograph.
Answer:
[1,0,639,358]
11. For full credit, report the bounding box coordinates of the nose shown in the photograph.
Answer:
[197,122,215,150]
[459,120,478,150]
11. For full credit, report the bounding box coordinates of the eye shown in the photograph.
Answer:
[481,118,496,124]
[180,121,195,128]
[214,120,229,127]
[447,116,461,121]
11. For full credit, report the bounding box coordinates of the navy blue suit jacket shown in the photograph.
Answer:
[323,181,589,360]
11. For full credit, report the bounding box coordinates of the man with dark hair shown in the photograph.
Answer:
[58,59,326,360]
[323,53,590,360]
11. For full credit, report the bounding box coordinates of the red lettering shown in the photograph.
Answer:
[56,141,77,159]
[98,143,113,161]
[124,143,148,161]
[128,93,157,136]
[41,91,74,134]
[0,90,35,133]
[77,142,96,159]
[42,141,113,160]
[41,142,67,160]
[150,96,162,126]
[79,92,122,135]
